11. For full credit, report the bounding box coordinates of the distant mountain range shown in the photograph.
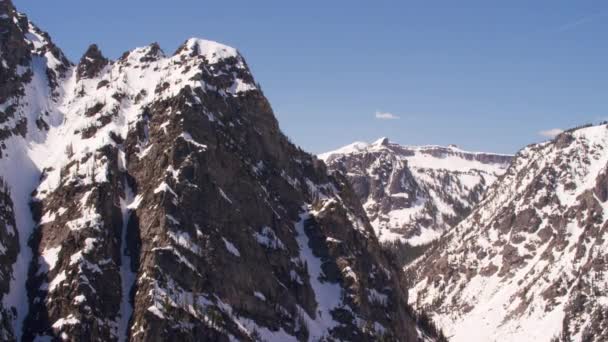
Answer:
[320,138,512,245]
[321,126,608,341]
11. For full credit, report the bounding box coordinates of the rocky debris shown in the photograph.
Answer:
[0,1,440,340]
[407,124,608,342]
[321,139,511,246]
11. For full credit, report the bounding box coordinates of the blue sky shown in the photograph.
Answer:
[15,1,608,154]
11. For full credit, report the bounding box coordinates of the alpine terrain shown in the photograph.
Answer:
[320,138,511,246]
[408,124,608,341]
[0,1,441,341]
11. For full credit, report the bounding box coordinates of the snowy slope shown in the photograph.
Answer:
[408,124,608,342]
[321,138,512,245]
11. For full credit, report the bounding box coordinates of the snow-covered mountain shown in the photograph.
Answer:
[408,124,608,341]
[0,1,440,341]
[320,138,512,245]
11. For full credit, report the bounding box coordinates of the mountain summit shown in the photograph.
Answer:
[0,1,439,341]
[320,139,512,245]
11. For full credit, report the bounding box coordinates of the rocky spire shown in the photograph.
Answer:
[76,44,109,80]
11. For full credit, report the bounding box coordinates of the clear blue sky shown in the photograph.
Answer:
[15,1,608,154]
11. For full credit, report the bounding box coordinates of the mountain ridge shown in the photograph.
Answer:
[320,138,512,245]
[320,138,513,161]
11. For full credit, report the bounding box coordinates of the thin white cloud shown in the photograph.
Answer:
[554,11,607,33]
[375,111,400,120]
[538,128,563,138]
[555,15,595,33]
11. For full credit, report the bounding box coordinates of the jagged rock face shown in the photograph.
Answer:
[0,1,435,341]
[407,124,608,342]
[320,139,511,245]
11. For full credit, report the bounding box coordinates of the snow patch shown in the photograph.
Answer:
[222,238,240,257]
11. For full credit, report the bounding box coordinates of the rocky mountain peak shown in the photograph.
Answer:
[0,2,443,341]
[76,43,109,80]
[174,37,240,63]
[372,137,390,146]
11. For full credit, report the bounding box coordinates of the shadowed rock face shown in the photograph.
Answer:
[0,1,437,341]
[321,140,512,245]
[0,177,18,340]
[408,125,608,342]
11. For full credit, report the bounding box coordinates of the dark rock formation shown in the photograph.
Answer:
[77,44,109,80]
